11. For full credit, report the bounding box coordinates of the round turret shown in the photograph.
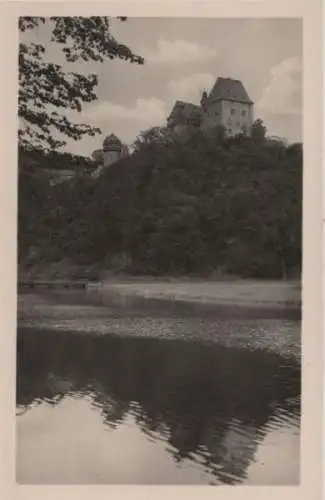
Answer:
[103,133,122,152]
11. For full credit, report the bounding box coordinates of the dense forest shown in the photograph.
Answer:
[18,123,302,280]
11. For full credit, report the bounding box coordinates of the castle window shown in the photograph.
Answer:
[228,128,232,134]
[230,108,236,116]
[242,110,246,117]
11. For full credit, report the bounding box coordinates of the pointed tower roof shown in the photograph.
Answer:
[208,78,253,104]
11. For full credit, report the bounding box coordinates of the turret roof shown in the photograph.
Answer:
[208,77,253,104]
[103,133,122,146]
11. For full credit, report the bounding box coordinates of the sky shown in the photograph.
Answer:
[22,18,302,157]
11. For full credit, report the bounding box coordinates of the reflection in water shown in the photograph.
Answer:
[16,327,300,485]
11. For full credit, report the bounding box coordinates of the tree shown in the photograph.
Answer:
[132,126,174,152]
[19,17,144,151]
[19,112,302,279]
[251,119,267,143]
[205,124,226,144]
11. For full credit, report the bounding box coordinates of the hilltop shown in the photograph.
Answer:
[18,125,302,281]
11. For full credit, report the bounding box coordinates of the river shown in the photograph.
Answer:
[16,290,301,485]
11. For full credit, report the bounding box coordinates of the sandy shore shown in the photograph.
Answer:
[96,279,301,312]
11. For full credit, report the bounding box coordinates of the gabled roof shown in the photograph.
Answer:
[208,78,254,105]
[168,100,202,122]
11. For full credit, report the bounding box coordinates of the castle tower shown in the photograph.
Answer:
[200,78,254,137]
[103,133,122,167]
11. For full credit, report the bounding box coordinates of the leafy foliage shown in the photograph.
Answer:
[19,17,144,150]
[19,126,302,280]
[133,126,174,153]
[251,118,267,144]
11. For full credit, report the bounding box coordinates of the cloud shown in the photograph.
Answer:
[168,73,215,101]
[261,113,302,144]
[144,39,217,64]
[83,97,168,144]
[257,57,302,115]
[86,97,167,124]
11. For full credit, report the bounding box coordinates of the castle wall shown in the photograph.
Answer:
[200,100,222,131]
[173,124,190,136]
[220,101,253,136]
[103,150,120,167]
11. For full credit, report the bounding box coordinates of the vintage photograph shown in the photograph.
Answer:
[17,17,302,485]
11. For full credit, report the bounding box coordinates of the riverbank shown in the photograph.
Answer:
[19,262,301,311]
[18,277,301,319]
[99,279,301,311]
[18,278,302,360]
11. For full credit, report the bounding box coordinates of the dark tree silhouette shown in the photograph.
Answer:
[19,17,144,150]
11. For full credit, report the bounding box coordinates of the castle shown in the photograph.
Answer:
[91,78,254,174]
[91,134,129,177]
[167,77,254,138]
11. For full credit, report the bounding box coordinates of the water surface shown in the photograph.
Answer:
[16,291,301,485]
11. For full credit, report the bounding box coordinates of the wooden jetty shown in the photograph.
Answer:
[18,280,89,291]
